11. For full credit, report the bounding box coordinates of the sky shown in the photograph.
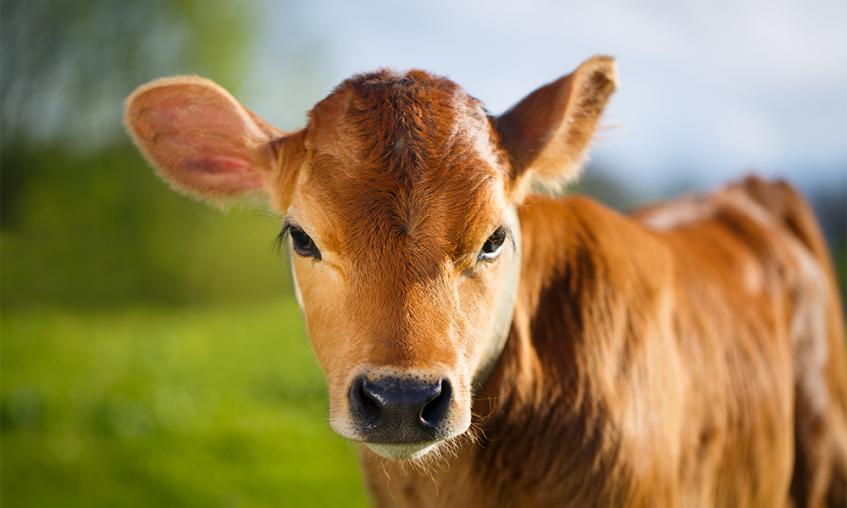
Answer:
[246,0,846,194]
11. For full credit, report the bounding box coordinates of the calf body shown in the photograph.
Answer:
[364,180,847,507]
[125,56,846,506]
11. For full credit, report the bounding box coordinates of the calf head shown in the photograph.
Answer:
[125,56,616,460]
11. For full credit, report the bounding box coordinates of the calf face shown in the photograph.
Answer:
[124,56,616,460]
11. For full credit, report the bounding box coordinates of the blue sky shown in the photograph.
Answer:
[246,0,846,193]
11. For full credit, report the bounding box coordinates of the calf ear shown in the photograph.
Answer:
[124,76,286,204]
[495,55,617,194]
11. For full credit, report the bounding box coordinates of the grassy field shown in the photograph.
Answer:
[1,300,370,507]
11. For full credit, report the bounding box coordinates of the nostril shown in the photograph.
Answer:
[420,378,452,429]
[350,376,382,427]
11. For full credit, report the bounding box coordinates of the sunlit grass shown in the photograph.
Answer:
[1,300,370,507]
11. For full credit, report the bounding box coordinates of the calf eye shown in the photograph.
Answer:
[288,225,321,260]
[478,226,506,262]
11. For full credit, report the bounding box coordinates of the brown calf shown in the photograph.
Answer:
[125,56,846,507]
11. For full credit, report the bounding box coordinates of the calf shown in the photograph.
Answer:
[125,56,847,507]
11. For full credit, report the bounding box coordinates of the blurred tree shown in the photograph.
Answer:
[568,163,641,212]
[1,0,254,226]
[810,183,847,309]
[1,0,294,308]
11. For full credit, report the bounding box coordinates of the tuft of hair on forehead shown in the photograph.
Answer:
[307,69,499,180]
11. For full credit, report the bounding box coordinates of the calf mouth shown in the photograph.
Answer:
[365,441,441,460]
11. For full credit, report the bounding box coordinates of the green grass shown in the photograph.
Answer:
[1,300,370,507]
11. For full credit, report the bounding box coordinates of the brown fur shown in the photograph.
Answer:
[125,56,847,507]
[362,180,847,507]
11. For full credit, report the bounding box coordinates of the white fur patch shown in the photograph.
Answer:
[473,206,521,391]
[640,196,715,230]
[786,238,829,413]
[289,255,304,310]
[367,442,438,460]
[452,93,503,175]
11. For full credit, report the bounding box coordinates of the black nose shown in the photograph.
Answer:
[348,375,452,443]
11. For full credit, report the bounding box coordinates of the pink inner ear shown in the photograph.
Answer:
[181,155,263,191]
[127,79,280,199]
[185,155,251,174]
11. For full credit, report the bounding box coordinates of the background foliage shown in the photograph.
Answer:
[2,1,368,506]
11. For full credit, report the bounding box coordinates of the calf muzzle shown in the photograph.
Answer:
[348,375,453,443]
